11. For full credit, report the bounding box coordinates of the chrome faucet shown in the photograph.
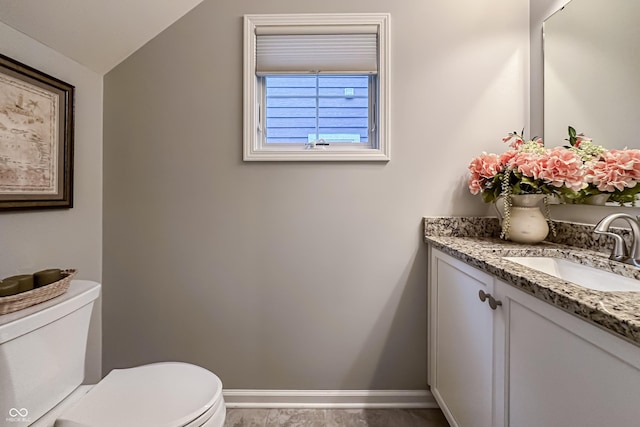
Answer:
[594,213,640,267]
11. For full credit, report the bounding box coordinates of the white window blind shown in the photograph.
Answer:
[255,25,378,75]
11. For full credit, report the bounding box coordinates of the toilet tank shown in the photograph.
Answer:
[0,280,101,424]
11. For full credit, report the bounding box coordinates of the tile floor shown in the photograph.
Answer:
[223,408,450,427]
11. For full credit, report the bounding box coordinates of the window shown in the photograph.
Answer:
[243,13,390,161]
[264,75,372,144]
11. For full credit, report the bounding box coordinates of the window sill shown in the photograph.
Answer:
[243,147,390,162]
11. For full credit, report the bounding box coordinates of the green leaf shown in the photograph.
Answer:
[482,191,495,203]
[512,182,522,194]
[568,126,577,146]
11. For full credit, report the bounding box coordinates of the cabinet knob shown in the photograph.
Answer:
[488,295,502,310]
[478,290,502,310]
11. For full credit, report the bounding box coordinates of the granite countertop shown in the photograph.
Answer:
[424,216,640,347]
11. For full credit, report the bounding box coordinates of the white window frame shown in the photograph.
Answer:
[243,13,390,161]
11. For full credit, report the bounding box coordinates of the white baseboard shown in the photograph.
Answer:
[223,389,438,409]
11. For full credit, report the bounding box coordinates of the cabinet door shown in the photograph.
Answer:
[429,249,497,427]
[496,280,640,427]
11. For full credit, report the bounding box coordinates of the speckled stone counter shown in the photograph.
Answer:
[424,216,640,347]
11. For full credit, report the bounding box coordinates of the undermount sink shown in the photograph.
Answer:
[503,257,640,292]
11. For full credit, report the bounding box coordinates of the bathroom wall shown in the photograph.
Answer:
[0,22,103,381]
[103,0,529,389]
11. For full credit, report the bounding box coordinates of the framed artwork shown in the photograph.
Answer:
[0,53,74,211]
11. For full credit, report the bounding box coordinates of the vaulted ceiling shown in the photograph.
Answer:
[0,0,205,75]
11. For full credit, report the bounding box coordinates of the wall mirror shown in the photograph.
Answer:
[543,0,640,206]
[544,0,640,148]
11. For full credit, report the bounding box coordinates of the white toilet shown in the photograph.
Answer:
[0,280,226,427]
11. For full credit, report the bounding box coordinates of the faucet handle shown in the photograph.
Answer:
[594,230,629,262]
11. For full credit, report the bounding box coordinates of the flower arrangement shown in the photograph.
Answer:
[469,127,640,241]
[565,126,640,205]
[468,130,584,239]
[468,130,584,202]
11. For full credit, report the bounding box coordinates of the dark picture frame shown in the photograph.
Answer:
[0,53,74,211]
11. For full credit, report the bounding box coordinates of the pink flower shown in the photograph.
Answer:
[585,149,640,192]
[510,151,543,179]
[502,132,543,150]
[468,152,502,194]
[502,132,523,149]
[538,147,584,191]
[498,150,518,165]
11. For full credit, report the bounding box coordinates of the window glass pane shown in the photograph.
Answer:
[265,75,369,143]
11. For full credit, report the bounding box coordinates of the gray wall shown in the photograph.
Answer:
[103,0,529,389]
[0,21,104,382]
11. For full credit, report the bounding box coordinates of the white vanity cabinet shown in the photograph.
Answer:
[428,249,504,427]
[428,248,640,427]
[496,279,640,427]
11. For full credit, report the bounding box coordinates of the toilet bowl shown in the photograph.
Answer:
[0,280,226,427]
[52,362,225,427]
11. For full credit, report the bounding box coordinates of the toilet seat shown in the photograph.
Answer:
[54,362,224,427]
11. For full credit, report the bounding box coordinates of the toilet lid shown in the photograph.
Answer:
[55,362,223,427]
